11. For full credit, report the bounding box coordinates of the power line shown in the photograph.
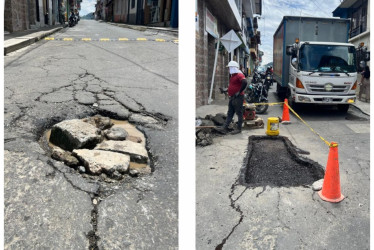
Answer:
[310,0,332,17]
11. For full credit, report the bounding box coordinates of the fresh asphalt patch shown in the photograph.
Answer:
[239,136,325,187]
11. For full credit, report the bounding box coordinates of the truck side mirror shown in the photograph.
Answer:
[286,45,293,56]
[365,51,370,61]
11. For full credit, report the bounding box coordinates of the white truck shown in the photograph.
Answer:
[273,16,357,112]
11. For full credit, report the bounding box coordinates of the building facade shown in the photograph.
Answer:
[196,0,262,107]
[95,0,178,27]
[4,0,76,33]
[333,0,370,68]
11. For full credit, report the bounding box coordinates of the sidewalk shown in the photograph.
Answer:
[197,92,370,118]
[104,21,178,37]
[4,24,66,55]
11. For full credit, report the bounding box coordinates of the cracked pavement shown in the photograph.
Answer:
[5,20,178,249]
[196,91,369,249]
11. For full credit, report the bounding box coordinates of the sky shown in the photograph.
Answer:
[80,0,96,16]
[258,0,343,65]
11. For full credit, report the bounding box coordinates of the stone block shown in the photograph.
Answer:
[95,140,148,163]
[73,149,130,175]
[50,119,103,151]
[104,127,128,140]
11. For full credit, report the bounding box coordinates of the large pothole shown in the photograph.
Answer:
[239,136,325,187]
[40,115,152,181]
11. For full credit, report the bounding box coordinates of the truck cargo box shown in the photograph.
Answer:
[273,16,350,87]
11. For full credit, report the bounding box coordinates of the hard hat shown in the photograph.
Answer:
[227,61,239,68]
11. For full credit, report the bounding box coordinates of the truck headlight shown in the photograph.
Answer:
[298,96,311,102]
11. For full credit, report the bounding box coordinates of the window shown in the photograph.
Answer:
[131,0,135,9]
[299,45,357,73]
[349,0,368,38]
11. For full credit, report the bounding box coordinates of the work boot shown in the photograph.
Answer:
[216,126,229,134]
[230,128,242,135]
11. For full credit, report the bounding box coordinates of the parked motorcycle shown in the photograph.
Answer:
[69,12,78,27]
[245,82,269,114]
[263,72,273,91]
[251,70,262,84]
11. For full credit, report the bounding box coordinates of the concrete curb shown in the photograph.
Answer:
[351,104,370,116]
[106,22,178,37]
[4,27,63,55]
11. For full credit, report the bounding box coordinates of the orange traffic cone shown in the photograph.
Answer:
[281,99,291,124]
[318,142,344,203]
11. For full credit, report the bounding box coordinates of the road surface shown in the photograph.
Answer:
[5,20,178,249]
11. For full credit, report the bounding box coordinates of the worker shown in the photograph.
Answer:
[220,61,248,134]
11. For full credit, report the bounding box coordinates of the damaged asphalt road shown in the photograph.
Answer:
[196,94,369,249]
[5,20,178,249]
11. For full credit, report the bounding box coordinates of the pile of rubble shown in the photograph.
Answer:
[196,107,265,147]
[196,113,227,147]
[48,115,150,180]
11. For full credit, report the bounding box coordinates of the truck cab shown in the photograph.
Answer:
[286,41,357,112]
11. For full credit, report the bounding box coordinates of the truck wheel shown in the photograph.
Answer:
[337,104,350,113]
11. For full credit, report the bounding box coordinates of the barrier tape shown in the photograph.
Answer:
[44,37,178,43]
[248,101,334,147]
[285,103,332,147]
[252,102,284,106]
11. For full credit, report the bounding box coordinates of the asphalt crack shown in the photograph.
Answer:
[311,192,337,218]
[87,195,100,250]
[45,158,104,249]
[215,179,246,250]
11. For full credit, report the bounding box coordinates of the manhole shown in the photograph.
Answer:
[40,115,152,181]
[239,136,325,187]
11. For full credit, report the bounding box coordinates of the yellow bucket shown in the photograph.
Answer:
[266,117,279,136]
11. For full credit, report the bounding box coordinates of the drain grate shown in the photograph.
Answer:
[239,136,325,187]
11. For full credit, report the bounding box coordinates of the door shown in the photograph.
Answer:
[136,0,143,25]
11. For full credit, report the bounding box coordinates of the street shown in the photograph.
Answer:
[5,20,178,249]
[196,86,369,249]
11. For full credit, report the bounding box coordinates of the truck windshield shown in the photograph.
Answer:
[299,45,356,73]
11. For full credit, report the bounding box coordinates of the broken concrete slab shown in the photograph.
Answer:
[114,93,143,112]
[104,127,128,140]
[73,149,130,175]
[86,84,102,93]
[49,119,103,151]
[97,94,112,100]
[75,91,96,105]
[129,113,158,125]
[51,146,80,167]
[97,105,130,119]
[95,140,148,163]
[99,99,118,106]
[40,90,74,103]
[82,115,113,130]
